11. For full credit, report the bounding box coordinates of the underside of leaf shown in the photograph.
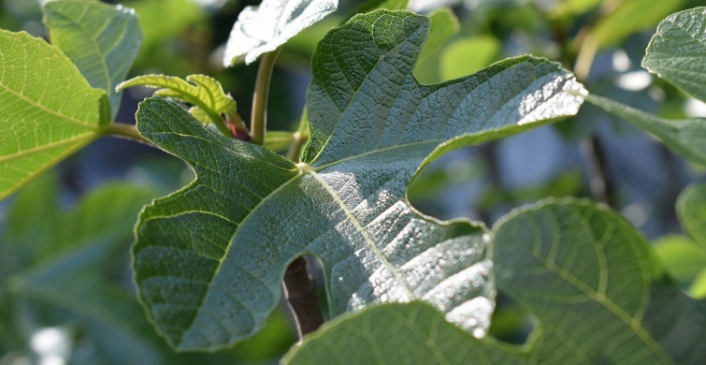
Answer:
[133,10,585,351]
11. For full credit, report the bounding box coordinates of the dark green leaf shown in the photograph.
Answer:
[286,200,706,364]
[134,10,584,351]
[43,0,142,117]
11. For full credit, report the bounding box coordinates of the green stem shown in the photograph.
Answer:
[287,114,310,162]
[100,123,154,146]
[250,50,280,145]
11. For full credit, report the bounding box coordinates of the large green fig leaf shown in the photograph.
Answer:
[223,0,337,65]
[0,30,109,200]
[134,10,585,351]
[285,200,706,364]
[43,0,142,118]
[642,7,706,103]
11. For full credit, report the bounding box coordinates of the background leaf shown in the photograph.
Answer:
[43,0,142,118]
[285,199,706,364]
[585,94,706,166]
[0,30,107,200]
[590,0,685,49]
[677,184,706,247]
[133,10,585,351]
[223,0,337,65]
[642,7,706,103]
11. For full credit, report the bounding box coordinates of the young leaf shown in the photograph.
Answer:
[585,94,706,166]
[116,74,237,134]
[677,184,706,247]
[642,7,706,103]
[43,0,142,118]
[223,0,337,66]
[0,30,109,201]
[133,10,584,351]
[285,200,706,364]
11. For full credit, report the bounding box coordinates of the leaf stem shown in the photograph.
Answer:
[287,114,310,162]
[251,50,280,145]
[283,257,324,338]
[100,123,155,147]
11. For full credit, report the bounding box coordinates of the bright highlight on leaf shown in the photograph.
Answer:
[43,0,142,118]
[133,10,585,351]
[285,199,706,364]
[223,0,337,66]
[0,30,108,200]
[642,7,706,103]
[117,74,239,135]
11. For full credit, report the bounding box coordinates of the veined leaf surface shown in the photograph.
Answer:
[642,7,706,102]
[43,0,142,117]
[134,10,585,351]
[677,184,706,247]
[0,30,108,200]
[223,0,337,65]
[285,200,706,364]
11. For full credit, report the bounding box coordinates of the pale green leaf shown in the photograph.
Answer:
[590,0,685,48]
[0,30,108,201]
[653,234,706,282]
[117,74,236,128]
[689,269,706,298]
[677,184,706,247]
[264,131,295,152]
[413,8,460,84]
[223,0,337,65]
[585,94,706,166]
[286,200,706,364]
[440,36,501,82]
[43,0,142,118]
[284,302,520,365]
[642,7,706,102]
[133,10,584,351]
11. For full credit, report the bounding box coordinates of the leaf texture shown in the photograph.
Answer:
[642,7,706,102]
[134,10,585,351]
[285,200,706,364]
[223,0,337,65]
[117,74,237,127]
[43,0,142,118]
[0,30,108,200]
[677,184,706,247]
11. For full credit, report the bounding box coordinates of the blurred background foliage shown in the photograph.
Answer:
[1,0,705,363]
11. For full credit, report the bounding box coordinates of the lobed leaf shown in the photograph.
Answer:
[677,184,706,247]
[223,0,338,66]
[642,7,706,103]
[585,94,706,166]
[285,200,706,364]
[133,10,584,351]
[117,74,236,128]
[43,0,142,118]
[0,30,108,200]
